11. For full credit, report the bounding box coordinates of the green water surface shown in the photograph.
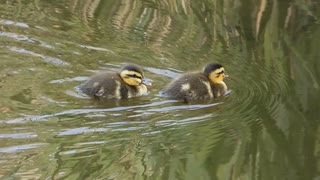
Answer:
[0,0,319,179]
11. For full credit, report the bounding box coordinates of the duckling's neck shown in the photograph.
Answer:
[136,84,148,96]
[126,84,148,98]
[211,81,227,97]
[220,81,228,91]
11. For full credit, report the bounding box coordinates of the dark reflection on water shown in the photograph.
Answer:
[0,0,320,179]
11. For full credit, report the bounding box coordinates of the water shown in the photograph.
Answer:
[0,0,319,179]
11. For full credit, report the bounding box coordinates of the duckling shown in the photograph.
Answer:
[79,64,151,99]
[162,63,228,100]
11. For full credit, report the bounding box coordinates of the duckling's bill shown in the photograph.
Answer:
[141,78,152,86]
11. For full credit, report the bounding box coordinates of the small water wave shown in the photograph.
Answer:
[226,60,290,127]
[58,127,110,136]
[49,77,89,84]
[58,138,130,157]
[0,101,177,124]
[0,19,29,28]
[0,31,54,49]
[0,99,223,125]
[0,143,48,153]
[154,113,216,127]
[145,102,221,112]
[145,67,181,78]
[0,132,37,139]
[3,46,69,66]
[79,45,114,53]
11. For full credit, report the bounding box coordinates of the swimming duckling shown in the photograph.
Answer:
[162,63,228,100]
[79,64,151,99]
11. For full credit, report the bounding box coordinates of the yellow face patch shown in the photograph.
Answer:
[120,70,143,86]
[209,67,225,84]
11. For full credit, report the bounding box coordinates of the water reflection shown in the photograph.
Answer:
[0,0,319,179]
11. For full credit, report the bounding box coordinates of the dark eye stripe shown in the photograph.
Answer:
[126,74,142,79]
[217,70,224,75]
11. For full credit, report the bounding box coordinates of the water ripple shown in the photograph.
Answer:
[79,45,114,53]
[227,60,290,127]
[146,102,221,112]
[0,143,48,153]
[49,77,89,84]
[145,67,181,78]
[0,101,177,124]
[0,19,29,28]
[155,114,215,127]
[0,31,54,48]
[4,46,69,66]
[0,132,37,139]
[58,127,110,136]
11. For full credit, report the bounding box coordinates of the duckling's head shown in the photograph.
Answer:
[120,64,149,86]
[203,63,227,84]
